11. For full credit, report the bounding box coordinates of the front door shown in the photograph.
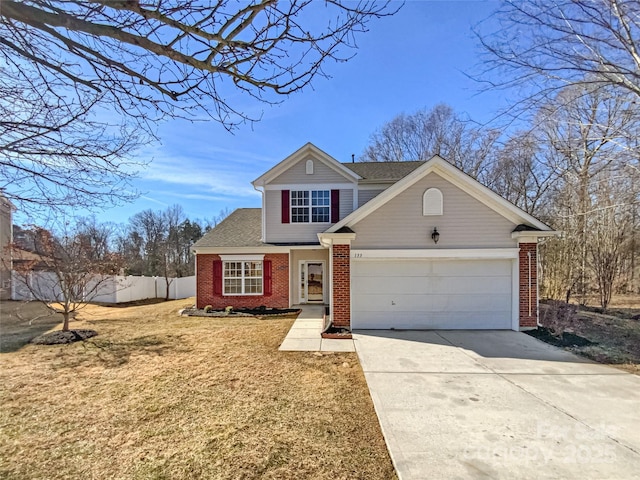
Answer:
[299,261,324,303]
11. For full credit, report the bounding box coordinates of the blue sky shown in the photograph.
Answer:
[90,1,506,226]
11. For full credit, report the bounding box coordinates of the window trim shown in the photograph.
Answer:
[290,189,331,224]
[220,256,264,296]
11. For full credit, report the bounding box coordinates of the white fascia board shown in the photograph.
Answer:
[264,182,356,191]
[350,248,520,260]
[193,246,294,254]
[512,230,561,241]
[318,232,357,248]
[252,143,361,187]
[219,254,265,261]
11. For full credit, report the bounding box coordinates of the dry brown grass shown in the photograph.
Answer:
[0,299,395,479]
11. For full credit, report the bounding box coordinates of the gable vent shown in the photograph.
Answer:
[423,188,443,216]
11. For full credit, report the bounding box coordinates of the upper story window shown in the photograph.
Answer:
[291,190,330,223]
[423,188,443,216]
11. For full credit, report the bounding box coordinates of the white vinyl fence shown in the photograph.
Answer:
[11,271,195,303]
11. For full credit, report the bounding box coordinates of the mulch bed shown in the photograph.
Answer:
[182,307,301,320]
[525,327,594,348]
[321,326,352,339]
[31,329,98,345]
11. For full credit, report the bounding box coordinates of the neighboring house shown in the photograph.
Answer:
[192,143,558,331]
[0,193,14,300]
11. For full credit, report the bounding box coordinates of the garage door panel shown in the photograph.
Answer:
[352,293,435,311]
[352,275,511,296]
[353,259,511,277]
[353,261,434,277]
[430,260,510,276]
[352,293,511,313]
[351,259,513,330]
[353,311,512,330]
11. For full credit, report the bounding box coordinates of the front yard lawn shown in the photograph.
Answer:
[0,299,395,479]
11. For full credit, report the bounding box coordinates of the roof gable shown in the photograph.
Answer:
[327,155,553,233]
[252,142,360,187]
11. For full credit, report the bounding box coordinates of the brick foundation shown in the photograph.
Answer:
[519,243,538,329]
[331,244,351,329]
[196,253,289,309]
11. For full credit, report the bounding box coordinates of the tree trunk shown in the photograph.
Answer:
[62,312,70,332]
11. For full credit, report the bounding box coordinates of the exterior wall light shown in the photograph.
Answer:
[431,227,440,244]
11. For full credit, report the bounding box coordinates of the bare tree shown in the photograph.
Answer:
[588,178,632,310]
[203,207,232,231]
[0,62,146,215]
[487,131,556,217]
[1,1,396,216]
[11,223,123,332]
[1,0,395,128]
[117,205,202,287]
[476,0,640,112]
[539,84,638,302]
[360,104,499,181]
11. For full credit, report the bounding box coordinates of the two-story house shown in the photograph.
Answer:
[192,143,557,332]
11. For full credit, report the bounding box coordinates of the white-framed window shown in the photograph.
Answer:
[223,260,263,295]
[291,190,330,223]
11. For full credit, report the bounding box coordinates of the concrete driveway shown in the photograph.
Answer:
[353,330,640,480]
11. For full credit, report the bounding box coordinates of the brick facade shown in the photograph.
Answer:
[518,243,538,329]
[196,253,289,309]
[331,244,351,329]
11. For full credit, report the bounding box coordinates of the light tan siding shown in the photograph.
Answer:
[265,189,354,243]
[270,157,354,185]
[351,172,517,249]
[357,188,386,208]
[340,189,354,220]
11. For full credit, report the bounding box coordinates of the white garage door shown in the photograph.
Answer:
[351,259,513,329]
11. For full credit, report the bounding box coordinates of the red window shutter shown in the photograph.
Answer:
[331,189,340,223]
[263,260,272,296]
[281,190,290,224]
[212,260,222,295]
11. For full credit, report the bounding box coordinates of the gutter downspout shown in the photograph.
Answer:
[323,242,334,333]
[528,251,532,318]
[253,184,265,242]
[535,237,551,328]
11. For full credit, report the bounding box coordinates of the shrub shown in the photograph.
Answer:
[539,300,578,337]
[225,306,233,314]
[203,305,214,313]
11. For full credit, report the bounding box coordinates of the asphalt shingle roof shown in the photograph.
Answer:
[193,208,264,248]
[342,161,425,181]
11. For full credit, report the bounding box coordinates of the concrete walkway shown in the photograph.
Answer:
[354,329,640,480]
[278,305,355,352]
